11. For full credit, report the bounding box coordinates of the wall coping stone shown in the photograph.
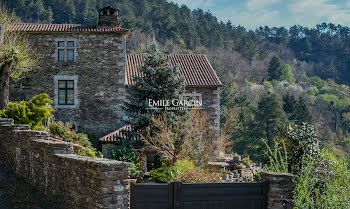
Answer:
[0,119,131,209]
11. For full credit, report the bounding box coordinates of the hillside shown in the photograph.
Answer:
[4,0,350,164]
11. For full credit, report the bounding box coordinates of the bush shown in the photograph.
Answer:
[150,159,196,183]
[172,159,195,176]
[107,144,139,164]
[150,166,175,183]
[48,121,92,148]
[0,93,54,129]
[173,169,223,183]
[76,148,102,158]
[294,149,350,208]
[47,120,102,158]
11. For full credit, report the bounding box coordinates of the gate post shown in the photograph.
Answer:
[261,172,295,209]
[173,181,183,209]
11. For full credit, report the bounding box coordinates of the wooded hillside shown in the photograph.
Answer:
[4,0,350,165]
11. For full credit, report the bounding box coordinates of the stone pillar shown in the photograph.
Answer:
[261,172,295,209]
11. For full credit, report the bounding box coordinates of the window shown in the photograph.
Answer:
[56,39,76,62]
[54,75,79,108]
[58,80,75,105]
[183,92,203,108]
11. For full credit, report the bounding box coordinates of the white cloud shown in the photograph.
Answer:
[288,0,350,26]
[246,0,280,11]
[169,0,214,9]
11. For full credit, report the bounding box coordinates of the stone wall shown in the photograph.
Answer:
[185,86,220,141]
[261,172,295,209]
[10,32,127,138]
[0,118,133,209]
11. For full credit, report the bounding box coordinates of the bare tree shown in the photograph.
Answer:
[0,7,36,109]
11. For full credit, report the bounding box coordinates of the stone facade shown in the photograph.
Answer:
[261,172,295,209]
[10,31,127,137]
[9,7,221,140]
[0,118,134,209]
[185,86,220,140]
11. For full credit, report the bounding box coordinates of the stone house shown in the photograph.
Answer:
[8,7,222,155]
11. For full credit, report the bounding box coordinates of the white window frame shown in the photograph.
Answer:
[54,38,78,62]
[54,75,79,108]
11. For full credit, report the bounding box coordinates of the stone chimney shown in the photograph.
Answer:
[98,6,121,27]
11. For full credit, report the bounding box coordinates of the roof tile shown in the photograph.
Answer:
[9,23,129,33]
[125,54,222,87]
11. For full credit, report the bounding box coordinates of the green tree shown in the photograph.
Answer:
[123,42,185,146]
[255,92,287,142]
[268,56,283,81]
[294,96,312,124]
[281,64,296,84]
[0,7,37,109]
[283,92,297,120]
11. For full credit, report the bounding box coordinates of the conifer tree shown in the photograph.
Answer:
[283,92,297,121]
[123,42,185,147]
[294,96,312,124]
[255,92,287,142]
[268,56,283,81]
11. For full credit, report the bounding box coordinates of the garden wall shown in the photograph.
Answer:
[0,118,133,209]
[262,172,295,209]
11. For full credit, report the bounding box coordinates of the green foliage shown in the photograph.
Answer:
[262,80,273,89]
[0,93,54,129]
[150,159,196,183]
[172,159,195,176]
[281,64,296,84]
[263,140,289,173]
[48,121,93,149]
[283,123,321,172]
[242,156,252,165]
[107,144,139,164]
[150,165,175,183]
[308,76,328,88]
[76,148,102,158]
[0,6,37,80]
[294,149,350,208]
[255,92,287,142]
[307,87,319,96]
[268,56,282,81]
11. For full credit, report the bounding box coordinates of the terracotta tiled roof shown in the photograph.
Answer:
[125,54,222,87]
[99,125,131,142]
[9,23,129,34]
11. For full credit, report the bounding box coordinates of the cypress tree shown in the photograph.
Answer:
[123,42,185,147]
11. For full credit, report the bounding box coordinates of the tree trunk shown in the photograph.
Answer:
[0,61,13,110]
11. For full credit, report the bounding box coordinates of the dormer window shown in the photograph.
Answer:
[55,38,78,62]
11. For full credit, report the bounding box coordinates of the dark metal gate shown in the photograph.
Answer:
[130,181,268,209]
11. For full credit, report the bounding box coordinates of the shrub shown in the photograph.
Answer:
[263,139,289,173]
[150,166,174,183]
[172,159,195,176]
[0,93,54,129]
[294,149,350,208]
[46,120,102,158]
[76,148,102,158]
[150,159,196,183]
[47,121,92,148]
[143,110,216,167]
[173,169,223,183]
[107,143,139,164]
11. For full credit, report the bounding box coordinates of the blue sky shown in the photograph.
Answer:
[168,0,350,29]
